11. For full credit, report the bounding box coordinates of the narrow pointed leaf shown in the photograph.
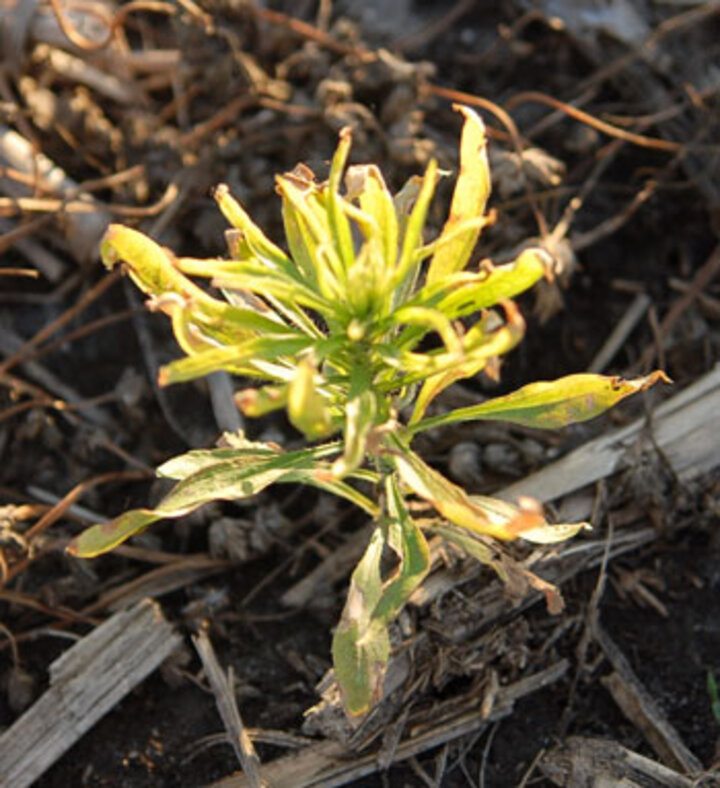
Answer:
[327,127,355,271]
[213,184,293,271]
[159,336,313,385]
[389,436,580,542]
[213,268,339,318]
[277,173,345,297]
[426,106,491,285]
[432,248,551,318]
[156,433,291,479]
[372,477,430,622]
[392,158,438,289]
[349,164,398,279]
[411,371,670,433]
[69,442,372,558]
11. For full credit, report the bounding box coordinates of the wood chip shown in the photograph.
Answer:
[0,598,182,788]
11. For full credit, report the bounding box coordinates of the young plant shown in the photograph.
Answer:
[69,106,667,716]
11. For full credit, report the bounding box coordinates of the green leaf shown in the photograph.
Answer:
[332,389,377,478]
[212,265,341,320]
[708,672,720,725]
[332,528,387,716]
[101,225,209,303]
[157,432,286,479]
[332,477,429,716]
[68,442,376,557]
[391,306,463,355]
[374,477,430,621]
[430,248,550,319]
[426,106,491,286]
[344,164,398,317]
[393,301,526,408]
[410,371,671,433]
[277,172,345,299]
[391,158,438,291]
[287,358,335,439]
[390,439,517,541]
[350,164,398,282]
[326,127,356,272]
[213,184,294,272]
[158,335,313,385]
[235,384,288,418]
[307,472,379,518]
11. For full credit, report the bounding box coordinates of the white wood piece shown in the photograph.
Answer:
[0,598,182,788]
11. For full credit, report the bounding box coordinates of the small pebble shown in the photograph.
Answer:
[448,441,482,486]
[483,442,521,473]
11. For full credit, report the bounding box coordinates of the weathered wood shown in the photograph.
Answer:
[193,630,263,788]
[211,661,569,788]
[0,598,182,788]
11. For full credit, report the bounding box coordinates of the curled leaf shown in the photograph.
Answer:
[426,105,491,285]
[101,224,208,303]
[389,437,585,543]
[288,358,334,439]
[332,390,377,478]
[235,384,288,418]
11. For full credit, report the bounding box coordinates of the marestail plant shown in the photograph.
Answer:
[69,106,667,716]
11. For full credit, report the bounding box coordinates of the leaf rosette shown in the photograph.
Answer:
[69,106,668,716]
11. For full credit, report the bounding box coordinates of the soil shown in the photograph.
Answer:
[1,1,719,786]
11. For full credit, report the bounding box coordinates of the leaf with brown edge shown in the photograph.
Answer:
[389,436,587,543]
[410,371,671,433]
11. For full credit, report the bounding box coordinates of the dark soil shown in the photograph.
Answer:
[1,1,719,786]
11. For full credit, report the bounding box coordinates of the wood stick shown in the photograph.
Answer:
[193,630,263,788]
[588,292,651,373]
[211,661,569,788]
[0,126,111,263]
